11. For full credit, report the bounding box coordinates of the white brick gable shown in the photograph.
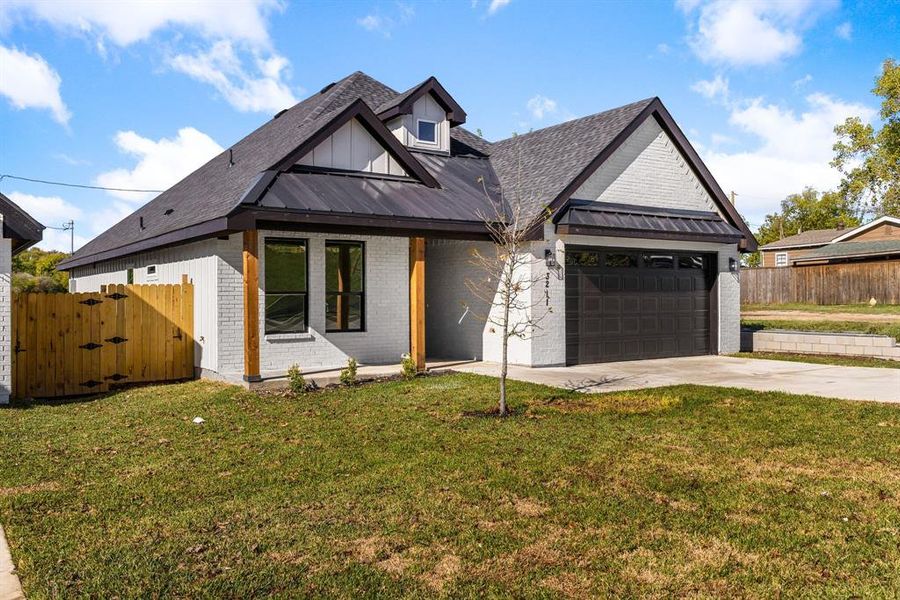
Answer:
[572,117,717,213]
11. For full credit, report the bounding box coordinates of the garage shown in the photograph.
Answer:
[565,247,715,365]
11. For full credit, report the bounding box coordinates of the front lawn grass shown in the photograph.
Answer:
[742,318,900,342]
[731,351,900,369]
[1,375,899,598]
[742,303,900,315]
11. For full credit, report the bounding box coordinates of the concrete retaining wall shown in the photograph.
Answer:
[741,328,900,361]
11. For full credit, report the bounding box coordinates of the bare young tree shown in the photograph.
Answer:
[465,170,553,416]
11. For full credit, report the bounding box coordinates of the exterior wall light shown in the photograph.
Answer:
[545,249,558,269]
[729,257,738,272]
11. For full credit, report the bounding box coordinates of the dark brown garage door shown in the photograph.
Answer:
[565,247,714,365]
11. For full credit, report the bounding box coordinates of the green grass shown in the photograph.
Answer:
[2,376,899,598]
[742,303,900,315]
[742,318,900,342]
[731,351,900,369]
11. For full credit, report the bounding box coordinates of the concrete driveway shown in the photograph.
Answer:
[451,355,900,403]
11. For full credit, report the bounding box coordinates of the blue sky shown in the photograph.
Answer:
[0,0,897,251]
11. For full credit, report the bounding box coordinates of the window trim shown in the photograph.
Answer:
[416,118,439,146]
[264,237,309,335]
[325,240,366,333]
[775,252,788,267]
[145,265,158,281]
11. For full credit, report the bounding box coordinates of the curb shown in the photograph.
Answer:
[0,525,24,600]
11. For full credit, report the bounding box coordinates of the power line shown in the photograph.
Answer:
[0,174,164,193]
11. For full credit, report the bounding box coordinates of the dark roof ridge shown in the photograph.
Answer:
[493,97,657,146]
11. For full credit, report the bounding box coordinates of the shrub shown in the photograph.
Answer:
[339,357,358,386]
[287,364,307,395]
[400,353,418,380]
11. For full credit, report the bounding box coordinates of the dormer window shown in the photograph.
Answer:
[417,119,437,144]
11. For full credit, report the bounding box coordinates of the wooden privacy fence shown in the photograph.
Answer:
[741,260,900,305]
[12,277,194,399]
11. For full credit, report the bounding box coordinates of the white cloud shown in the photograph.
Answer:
[168,41,297,113]
[792,74,813,89]
[691,74,729,101]
[356,3,414,37]
[526,94,558,119]
[0,45,70,124]
[0,0,279,48]
[679,0,835,66]
[488,0,512,15]
[835,21,853,41]
[357,15,384,32]
[656,42,671,55]
[5,191,88,250]
[95,127,223,202]
[698,93,875,225]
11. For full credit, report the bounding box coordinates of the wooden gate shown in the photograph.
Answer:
[12,277,194,399]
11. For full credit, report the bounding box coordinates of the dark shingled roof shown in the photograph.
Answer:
[61,71,755,270]
[488,98,655,211]
[63,71,399,266]
[793,239,900,262]
[760,228,842,250]
[0,192,44,253]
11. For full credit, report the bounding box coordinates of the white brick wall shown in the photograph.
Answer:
[717,246,741,354]
[0,218,11,404]
[573,118,717,212]
[215,230,411,377]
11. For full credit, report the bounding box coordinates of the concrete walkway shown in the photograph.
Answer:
[0,525,24,600]
[452,355,900,403]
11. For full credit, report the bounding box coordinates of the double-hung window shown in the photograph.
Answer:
[326,241,365,332]
[775,252,788,267]
[264,239,308,334]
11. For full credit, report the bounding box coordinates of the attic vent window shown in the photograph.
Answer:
[417,119,437,144]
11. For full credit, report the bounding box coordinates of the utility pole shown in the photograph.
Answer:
[46,220,75,253]
[730,190,737,205]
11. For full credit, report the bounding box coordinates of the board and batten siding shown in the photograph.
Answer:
[388,93,450,153]
[296,117,407,176]
[67,238,220,372]
[573,117,717,213]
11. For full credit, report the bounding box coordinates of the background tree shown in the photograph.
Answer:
[466,161,551,416]
[12,247,70,293]
[745,187,860,267]
[832,58,900,218]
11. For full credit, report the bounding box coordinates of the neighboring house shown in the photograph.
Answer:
[0,192,45,403]
[58,71,756,383]
[759,215,900,267]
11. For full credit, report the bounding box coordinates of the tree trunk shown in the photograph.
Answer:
[499,296,510,416]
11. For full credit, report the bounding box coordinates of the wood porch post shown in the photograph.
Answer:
[409,237,426,372]
[243,229,261,382]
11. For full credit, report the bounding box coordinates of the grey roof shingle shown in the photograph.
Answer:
[60,71,753,269]
[64,71,399,265]
[488,98,655,211]
[759,228,842,249]
[793,239,900,261]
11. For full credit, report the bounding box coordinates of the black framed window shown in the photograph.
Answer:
[678,255,705,270]
[264,239,308,334]
[326,241,365,332]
